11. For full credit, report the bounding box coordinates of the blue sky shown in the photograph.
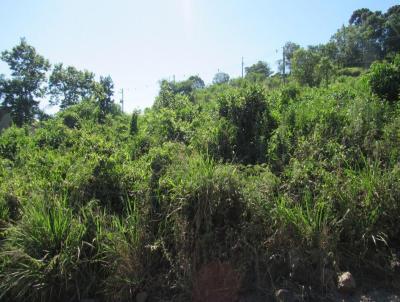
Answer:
[0,0,398,112]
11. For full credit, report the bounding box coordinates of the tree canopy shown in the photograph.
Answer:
[245,61,273,80]
[0,38,50,126]
[212,72,230,84]
[49,63,95,109]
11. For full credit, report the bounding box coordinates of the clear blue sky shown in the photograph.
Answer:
[0,0,398,112]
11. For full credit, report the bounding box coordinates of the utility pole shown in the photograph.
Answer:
[241,56,244,78]
[119,88,124,113]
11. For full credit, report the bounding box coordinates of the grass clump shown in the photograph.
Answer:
[0,196,87,301]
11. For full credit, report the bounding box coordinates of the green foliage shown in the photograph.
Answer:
[0,196,87,301]
[1,8,400,299]
[97,199,146,301]
[212,71,230,84]
[337,67,364,77]
[49,63,95,109]
[367,56,400,103]
[291,47,321,86]
[96,76,115,123]
[0,126,31,161]
[153,76,205,109]
[218,85,276,163]
[154,153,266,289]
[316,56,336,86]
[278,41,301,74]
[0,38,50,126]
[61,111,81,129]
[130,109,140,135]
[330,5,400,67]
[245,61,273,82]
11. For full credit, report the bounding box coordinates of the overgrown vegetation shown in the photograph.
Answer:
[0,5,400,302]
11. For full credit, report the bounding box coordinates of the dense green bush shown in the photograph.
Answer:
[0,126,31,161]
[218,85,276,164]
[367,56,400,103]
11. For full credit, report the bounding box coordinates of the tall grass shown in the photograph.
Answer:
[99,197,145,302]
[0,195,86,301]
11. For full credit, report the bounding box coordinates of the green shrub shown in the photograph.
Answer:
[34,122,71,149]
[61,111,80,129]
[153,153,270,293]
[367,59,400,103]
[337,67,364,77]
[218,85,276,164]
[0,127,31,161]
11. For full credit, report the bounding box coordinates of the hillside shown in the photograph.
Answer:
[1,5,400,302]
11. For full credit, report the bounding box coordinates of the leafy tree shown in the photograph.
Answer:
[349,8,375,25]
[245,61,273,82]
[284,42,301,69]
[188,75,205,90]
[172,77,203,96]
[99,75,114,107]
[154,80,175,109]
[316,56,336,86]
[0,38,50,126]
[212,72,230,84]
[278,42,301,74]
[130,109,140,135]
[154,76,205,109]
[49,63,95,109]
[329,6,400,67]
[383,5,400,55]
[316,41,339,63]
[291,48,321,86]
[330,25,364,67]
[95,76,114,123]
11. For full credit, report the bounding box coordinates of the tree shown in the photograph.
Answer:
[154,76,202,109]
[330,7,389,67]
[0,38,50,126]
[49,63,95,109]
[100,75,114,107]
[97,76,114,122]
[130,109,140,135]
[245,61,273,81]
[331,25,364,67]
[291,48,321,86]
[349,8,374,25]
[172,75,206,95]
[212,72,230,84]
[154,80,175,109]
[383,5,400,55]
[188,75,205,90]
[316,56,335,86]
[154,76,205,109]
[278,42,300,74]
